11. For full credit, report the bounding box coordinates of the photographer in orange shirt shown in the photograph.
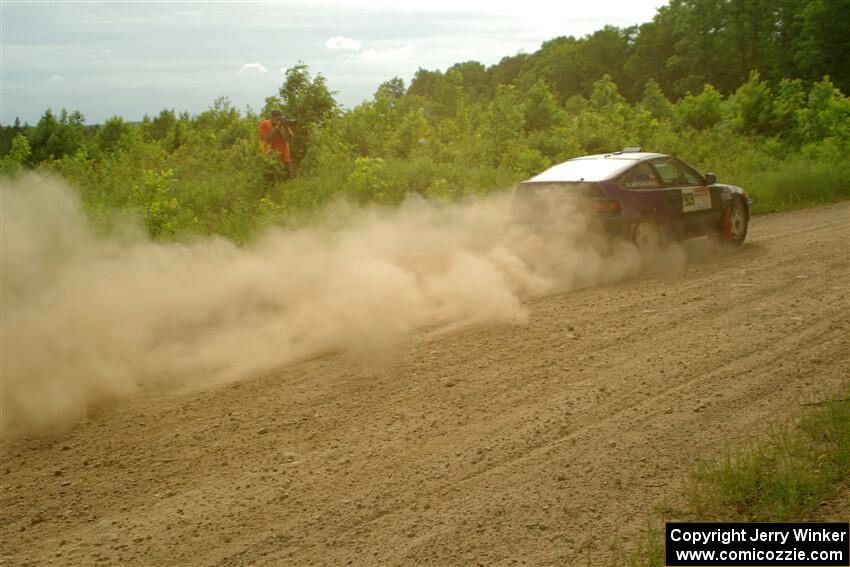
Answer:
[259,109,295,179]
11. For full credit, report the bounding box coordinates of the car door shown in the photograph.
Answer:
[613,161,668,221]
[647,157,719,238]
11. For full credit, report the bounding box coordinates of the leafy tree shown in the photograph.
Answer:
[430,68,465,118]
[589,74,628,114]
[0,133,31,175]
[407,68,443,98]
[28,109,87,162]
[480,85,525,168]
[519,36,582,101]
[794,0,850,94]
[729,71,775,136]
[346,157,389,204]
[639,79,673,120]
[394,108,430,159]
[617,0,847,99]
[97,116,131,156]
[524,79,562,132]
[149,109,177,142]
[624,9,683,99]
[676,84,726,131]
[300,115,353,174]
[488,53,529,88]
[578,26,633,91]
[570,76,630,153]
[772,78,806,139]
[377,77,405,98]
[276,64,339,167]
[797,77,850,144]
[0,117,27,157]
[195,97,240,135]
[447,61,490,98]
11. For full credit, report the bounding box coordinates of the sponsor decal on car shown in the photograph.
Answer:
[682,186,711,212]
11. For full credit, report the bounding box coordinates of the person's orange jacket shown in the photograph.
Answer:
[258,119,293,163]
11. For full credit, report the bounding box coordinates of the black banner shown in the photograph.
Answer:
[666,523,849,566]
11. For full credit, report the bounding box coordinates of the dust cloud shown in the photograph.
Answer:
[1,174,663,437]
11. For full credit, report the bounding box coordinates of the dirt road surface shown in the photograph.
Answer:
[2,202,848,566]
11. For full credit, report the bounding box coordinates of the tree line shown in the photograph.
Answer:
[1,0,848,241]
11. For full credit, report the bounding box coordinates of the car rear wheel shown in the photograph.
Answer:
[633,220,663,250]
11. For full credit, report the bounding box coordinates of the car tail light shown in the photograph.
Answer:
[594,199,622,213]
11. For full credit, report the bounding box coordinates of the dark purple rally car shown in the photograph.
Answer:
[518,148,752,247]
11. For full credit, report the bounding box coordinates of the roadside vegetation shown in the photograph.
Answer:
[1,0,849,242]
[612,387,850,567]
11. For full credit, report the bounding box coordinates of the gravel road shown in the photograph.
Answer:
[2,202,848,566]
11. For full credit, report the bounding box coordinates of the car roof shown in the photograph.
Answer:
[574,152,666,161]
[525,152,667,183]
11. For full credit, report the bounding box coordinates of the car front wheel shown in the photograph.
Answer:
[728,200,748,246]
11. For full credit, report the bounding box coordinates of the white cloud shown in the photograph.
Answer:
[325,36,362,51]
[50,74,65,82]
[357,44,412,63]
[237,63,268,75]
[313,0,661,20]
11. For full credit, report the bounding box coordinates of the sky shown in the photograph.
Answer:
[0,0,665,125]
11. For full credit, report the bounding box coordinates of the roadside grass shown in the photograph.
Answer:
[608,521,666,567]
[741,156,850,215]
[610,386,850,567]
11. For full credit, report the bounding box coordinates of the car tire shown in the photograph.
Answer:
[632,219,664,250]
[727,199,748,246]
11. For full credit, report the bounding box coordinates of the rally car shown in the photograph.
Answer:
[517,149,752,247]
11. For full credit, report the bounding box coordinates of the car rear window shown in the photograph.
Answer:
[528,158,634,182]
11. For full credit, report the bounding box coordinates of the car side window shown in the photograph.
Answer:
[675,159,704,185]
[650,158,701,187]
[650,158,678,185]
[618,163,660,189]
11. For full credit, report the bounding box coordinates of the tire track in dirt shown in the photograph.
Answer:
[303,288,847,566]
